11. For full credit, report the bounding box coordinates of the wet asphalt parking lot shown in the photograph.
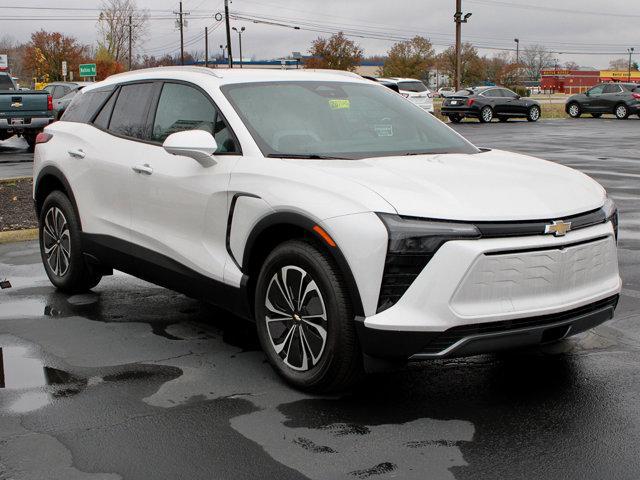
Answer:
[1,118,639,479]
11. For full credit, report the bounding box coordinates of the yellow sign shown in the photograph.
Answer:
[328,99,350,110]
[600,70,640,79]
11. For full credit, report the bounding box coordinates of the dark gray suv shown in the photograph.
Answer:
[566,82,640,119]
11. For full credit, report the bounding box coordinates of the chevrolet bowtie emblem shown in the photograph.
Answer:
[545,220,572,237]
[11,102,22,108]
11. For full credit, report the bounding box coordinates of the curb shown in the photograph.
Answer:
[0,228,38,244]
[0,176,32,184]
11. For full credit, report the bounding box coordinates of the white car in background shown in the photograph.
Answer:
[377,77,434,113]
[33,67,620,392]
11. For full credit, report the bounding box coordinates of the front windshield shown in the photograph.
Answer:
[221,81,479,159]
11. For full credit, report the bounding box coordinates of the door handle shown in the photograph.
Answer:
[132,164,153,175]
[68,148,85,159]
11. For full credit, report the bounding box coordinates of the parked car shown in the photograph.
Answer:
[566,83,640,119]
[441,86,541,123]
[34,67,620,392]
[0,72,54,151]
[43,81,93,119]
[360,76,400,93]
[376,77,434,112]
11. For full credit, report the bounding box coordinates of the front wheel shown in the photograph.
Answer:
[527,105,541,122]
[479,106,493,123]
[567,103,581,118]
[39,191,102,293]
[255,240,362,392]
[615,104,629,119]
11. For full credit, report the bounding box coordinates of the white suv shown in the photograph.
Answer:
[33,67,621,392]
[377,77,434,112]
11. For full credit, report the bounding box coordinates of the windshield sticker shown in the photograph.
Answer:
[328,99,350,110]
[374,124,394,137]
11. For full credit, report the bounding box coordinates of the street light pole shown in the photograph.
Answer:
[514,38,519,64]
[628,47,635,82]
[453,0,471,91]
[232,26,245,68]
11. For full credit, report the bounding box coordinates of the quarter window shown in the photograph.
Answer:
[151,82,239,153]
[108,83,156,140]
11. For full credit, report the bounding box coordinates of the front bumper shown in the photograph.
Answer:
[357,222,621,359]
[357,295,618,359]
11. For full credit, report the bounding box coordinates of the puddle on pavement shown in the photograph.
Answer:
[0,346,77,389]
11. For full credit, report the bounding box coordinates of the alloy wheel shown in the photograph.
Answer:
[569,104,580,117]
[616,105,628,119]
[529,106,540,121]
[264,265,328,372]
[43,206,71,277]
[481,107,493,122]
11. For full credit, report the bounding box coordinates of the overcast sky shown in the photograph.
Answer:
[0,0,637,69]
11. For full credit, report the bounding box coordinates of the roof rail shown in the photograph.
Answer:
[108,66,223,79]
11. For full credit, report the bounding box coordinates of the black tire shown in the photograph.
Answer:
[567,102,581,118]
[498,116,508,122]
[614,103,629,120]
[24,134,36,153]
[591,113,602,118]
[255,239,362,392]
[448,114,462,123]
[479,106,493,123]
[39,191,102,293]
[527,105,541,122]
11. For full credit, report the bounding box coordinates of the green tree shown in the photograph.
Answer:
[304,32,363,71]
[381,36,435,79]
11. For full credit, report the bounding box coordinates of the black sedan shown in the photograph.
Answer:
[566,83,640,119]
[440,86,541,123]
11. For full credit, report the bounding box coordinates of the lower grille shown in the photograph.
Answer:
[419,295,619,355]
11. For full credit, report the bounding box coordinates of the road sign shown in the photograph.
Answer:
[0,54,7,71]
[79,63,96,77]
[62,61,67,78]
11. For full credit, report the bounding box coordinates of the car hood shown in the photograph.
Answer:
[306,149,605,221]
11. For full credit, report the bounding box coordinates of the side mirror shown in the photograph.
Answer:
[162,130,218,167]
[585,91,590,96]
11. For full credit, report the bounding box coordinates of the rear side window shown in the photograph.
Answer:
[108,83,155,140]
[0,74,15,90]
[603,84,621,94]
[62,88,113,123]
[151,82,239,153]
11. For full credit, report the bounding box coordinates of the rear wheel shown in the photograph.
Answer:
[448,114,462,123]
[567,102,581,118]
[479,106,493,123]
[255,240,362,392]
[39,191,102,293]
[615,103,629,119]
[527,105,541,122]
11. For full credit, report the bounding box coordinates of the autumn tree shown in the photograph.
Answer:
[381,36,435,79]
[98,0,148,65]
[95,46,125,80]
[437,42,484,87]
[520,44,553,80]
[304,32,363,71]
[0,35,29,81]
[23,31,90,82]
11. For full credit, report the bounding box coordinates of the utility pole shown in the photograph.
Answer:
[514,38,519,64]
[232,26,245,68]
[453,1,471,90]
[628,47,635,82]
[205,27,209,68]
[174,1,190,65]
[224,0,233,67]
[128,15,133,71]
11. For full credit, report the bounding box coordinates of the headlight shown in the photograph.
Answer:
[602,197,618,241]
[376,214,480,312]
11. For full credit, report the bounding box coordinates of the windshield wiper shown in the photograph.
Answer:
[266,153,352,160]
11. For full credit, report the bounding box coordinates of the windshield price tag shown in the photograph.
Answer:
[374,124,393,137]
[328,99,350,110]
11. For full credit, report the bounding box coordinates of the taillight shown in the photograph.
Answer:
[633,93,640,99]
[47,95,53,111]
[35,132,53,144]
[467,98,475,106]
[401,93,410,98]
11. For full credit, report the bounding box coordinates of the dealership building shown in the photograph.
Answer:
[541,69,640,93]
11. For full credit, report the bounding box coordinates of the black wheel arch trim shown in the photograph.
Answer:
[241,211,365,318]
[34,165,83,230]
